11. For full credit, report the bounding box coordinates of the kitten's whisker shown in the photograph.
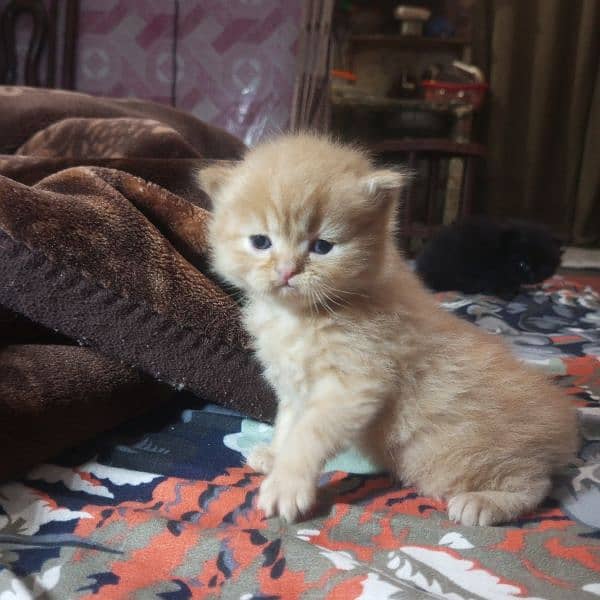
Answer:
[309,288,318,319]
[320,282,369,300]
[310,286,324,313]
[321,291,344,309]
[316,288,339,318]
[317,285,353,311]
[310,286,323,319]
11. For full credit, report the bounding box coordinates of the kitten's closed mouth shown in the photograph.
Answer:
[277,284,299,296]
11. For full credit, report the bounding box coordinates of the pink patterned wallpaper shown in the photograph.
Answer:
[75,0,302,145]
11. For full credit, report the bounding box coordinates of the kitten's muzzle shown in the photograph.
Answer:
[276,262,300,286]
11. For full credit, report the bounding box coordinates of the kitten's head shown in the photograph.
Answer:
[200,134,404,310]
[501,223,563,285]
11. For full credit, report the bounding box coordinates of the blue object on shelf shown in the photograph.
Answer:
[424,16,456,38]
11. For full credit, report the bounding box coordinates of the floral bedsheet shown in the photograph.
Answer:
[1,276,599,599]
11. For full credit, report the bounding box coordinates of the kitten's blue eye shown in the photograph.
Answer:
[250,234,272,250]
[310,239,334,255]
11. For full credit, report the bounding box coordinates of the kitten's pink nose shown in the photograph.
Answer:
[277,263,298,285]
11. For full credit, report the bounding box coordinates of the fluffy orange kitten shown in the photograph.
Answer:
[200,133,578,526]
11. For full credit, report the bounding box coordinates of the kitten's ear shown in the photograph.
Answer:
[198,163,236,198]
[360,169,405,198]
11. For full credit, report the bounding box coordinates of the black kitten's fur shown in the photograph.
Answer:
[415,217,563,297]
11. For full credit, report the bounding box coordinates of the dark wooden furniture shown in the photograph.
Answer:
[371,138,486,252]
[0,0,79,88]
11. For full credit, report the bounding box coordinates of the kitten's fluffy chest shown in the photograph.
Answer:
[244,300,346,403]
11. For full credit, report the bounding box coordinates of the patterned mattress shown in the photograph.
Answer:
[1,277,599,599]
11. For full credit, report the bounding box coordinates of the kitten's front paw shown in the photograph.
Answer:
[247,444,275,474]
[448,492,503,526]
[257,470,316,522]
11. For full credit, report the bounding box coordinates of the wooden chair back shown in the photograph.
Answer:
[371,138,486,252]
[0,0,79,88]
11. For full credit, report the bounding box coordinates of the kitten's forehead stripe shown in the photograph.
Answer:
[254,180,327,243]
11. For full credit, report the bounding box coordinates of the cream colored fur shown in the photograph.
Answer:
[201,133,579,526]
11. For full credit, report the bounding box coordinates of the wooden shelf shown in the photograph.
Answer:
[331,92,455,112]
[368,138,486,157]
[349,34,470,51]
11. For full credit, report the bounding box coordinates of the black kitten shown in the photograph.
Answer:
[415,217,563,297]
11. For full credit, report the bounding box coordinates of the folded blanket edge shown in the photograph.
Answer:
[0,228,276,423]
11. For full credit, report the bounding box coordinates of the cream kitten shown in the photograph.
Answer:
[200,133,578,526]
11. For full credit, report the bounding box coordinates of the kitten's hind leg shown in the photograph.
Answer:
[447,479,550,526]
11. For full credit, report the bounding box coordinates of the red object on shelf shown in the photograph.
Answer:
[421,80,488,110]
[331,69,358,82]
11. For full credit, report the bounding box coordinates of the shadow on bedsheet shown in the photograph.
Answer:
[50,393,247,482]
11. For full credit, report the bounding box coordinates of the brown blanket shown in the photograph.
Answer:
[0,86,276,480]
